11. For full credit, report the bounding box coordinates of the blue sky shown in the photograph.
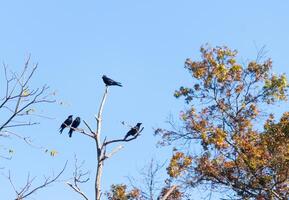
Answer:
[1,1,289,199]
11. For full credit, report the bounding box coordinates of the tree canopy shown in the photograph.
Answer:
[156,45,289,200]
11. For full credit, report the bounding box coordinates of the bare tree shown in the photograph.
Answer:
[5,161,67,200]
[144,162,179,200]
[66,86,144,200]
[0,56,55,154]
[66,155,90,200]
[0,57,67,199]
[126,159,166,200]
[125,159,181,200]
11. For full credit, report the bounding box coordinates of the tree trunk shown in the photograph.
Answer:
[95,160,103,200]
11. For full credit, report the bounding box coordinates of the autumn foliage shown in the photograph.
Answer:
[156,45,289,199]
[106,184,142,200]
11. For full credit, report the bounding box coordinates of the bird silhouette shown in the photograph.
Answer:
[59,115,73,134]
[102,75,122,87]
[124,123,142,140]
[69,117,81,137]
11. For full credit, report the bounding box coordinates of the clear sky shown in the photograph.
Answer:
[1,1,289,199]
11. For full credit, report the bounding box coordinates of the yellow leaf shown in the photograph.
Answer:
[22,89,30,97]
[50,150,58,157]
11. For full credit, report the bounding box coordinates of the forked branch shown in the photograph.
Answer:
[5,161,67,200]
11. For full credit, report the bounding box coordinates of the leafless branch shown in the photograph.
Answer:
[68,84,143,200]
[69,126,95,139]
[0,58,55,135]
[126,159,167,200]
[83,120,95,137]
[104,127,144,146]
[67,155,90,200]
[0,130,45,150]
[4,161,67,200]
[100,145,124,162]
[67,182,90,200]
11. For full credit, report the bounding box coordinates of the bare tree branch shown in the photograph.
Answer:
[67,182,90,200]
[67,156,90,200]
[0,59,55,135]
[103,127,144,146]
[4,161,67,200]
[94,86,109,200]
[67,84,143,200]
[100,145,124,162]
[1,130,45,150]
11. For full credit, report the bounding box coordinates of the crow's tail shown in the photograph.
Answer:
[59,127,64,134]
[69,129,73,137]
[124,134,129,140]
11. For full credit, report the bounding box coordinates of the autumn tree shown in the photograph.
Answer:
[106,184,143,200]
[156,45,289,199]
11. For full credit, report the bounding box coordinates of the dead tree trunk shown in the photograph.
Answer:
[67,85,143,200]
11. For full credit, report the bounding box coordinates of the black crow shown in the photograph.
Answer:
[59,115,73,134]
[124,123,142,140]
[69,117,81,137]
[102,75,122,87]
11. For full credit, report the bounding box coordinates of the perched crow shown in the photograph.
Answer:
[102,75,122,87]
[69,117,81,137]
[124,123,142,140]
[59,115,73,134]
